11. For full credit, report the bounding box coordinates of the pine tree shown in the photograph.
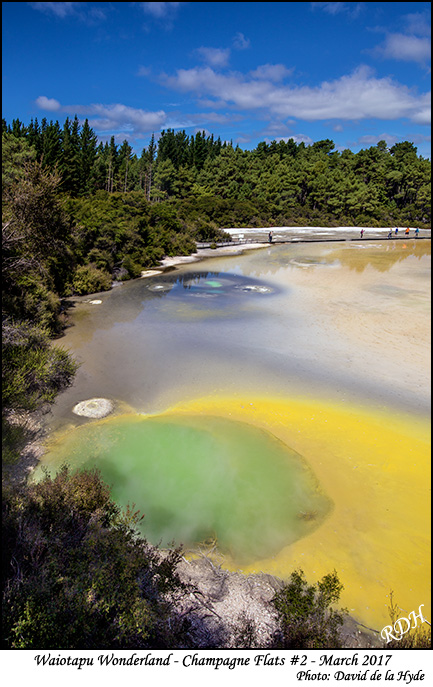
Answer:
[60,117,82,195]
[117,140,134,192]
[41,120,62,171]
[79,119,98,194]
[192,130,207,170]
[105,136,118,192]
[27,118,42,157]
[144,133,156,201]
[11,119,26,138]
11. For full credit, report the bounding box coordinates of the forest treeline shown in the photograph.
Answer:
[3,115,431,227]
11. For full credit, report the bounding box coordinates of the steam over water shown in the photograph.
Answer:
[40,414,332,563]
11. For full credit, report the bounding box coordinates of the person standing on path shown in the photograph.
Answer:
[415,227,420,238]
[268,231,273,243]
[360,229,364,238]
[395,227,399,235]
[405,227,410,236]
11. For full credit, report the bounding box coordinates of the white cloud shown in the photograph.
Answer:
[189,111,243,125]
[193,34,251,69]
[137,65,152,77]
[310,2,363,18]
[287,134,314,145]
[35,95,61,111]
[409,101,431,125]
[160,110,241,131]
[347,133,428,156]
[196,47,231,68]
[356,133,398,147]
[28,2,106,23]
[96,132,135,145]
[35,97,167,135]
[140,2,181,19]
[290,134,314,145]
[233,32,250,50]
[28,2,78,18]
[408,132,431,146]
[164,67,273,109]
[368,10,430,68]
[403,12,431,37]
[195,34,253,67]
[163,64,431,125]
[373,33,431,65]
[310,2,346,15]
[81,103,167,133]
[250,64,293,82]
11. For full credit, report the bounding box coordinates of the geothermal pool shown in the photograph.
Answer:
[40,413,332,564]
[40,239,431,629]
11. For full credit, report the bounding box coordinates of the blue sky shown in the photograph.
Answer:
[2,2,431,158]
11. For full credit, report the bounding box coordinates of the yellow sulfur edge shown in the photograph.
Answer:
[160,394,431,632]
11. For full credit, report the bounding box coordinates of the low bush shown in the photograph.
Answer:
[2,320,78,413]
[2,466,190,649]
[271,569,347,648]
[3,275,63,335]
[71,264,112,295]
[122,255,143,279]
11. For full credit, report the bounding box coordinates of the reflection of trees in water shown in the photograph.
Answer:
[325,240,430,273]
[171,270,278,295]
[174,271,221,290]
[222,241,430,278]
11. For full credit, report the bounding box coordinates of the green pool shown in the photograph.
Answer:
[38,413,332,564]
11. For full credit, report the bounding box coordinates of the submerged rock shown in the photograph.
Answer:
[72,398,113,419]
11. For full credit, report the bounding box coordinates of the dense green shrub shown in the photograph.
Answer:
[192,221,230,242]
[71,264,112,295]
[87,247,114,273]
[122,255,143,279]
[166,233,196,256]
[271,569,347,648]
[141,246,165,267]
[2,466,189,649]
[2,321,78,413]
[6,276,63,335]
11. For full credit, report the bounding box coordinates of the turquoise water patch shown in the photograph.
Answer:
[38,414,332,564]
[146,272,277,300]
[204,279,223,288]
[144,272,279,321]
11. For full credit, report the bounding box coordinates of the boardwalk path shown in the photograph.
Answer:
[196,228,431,249]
